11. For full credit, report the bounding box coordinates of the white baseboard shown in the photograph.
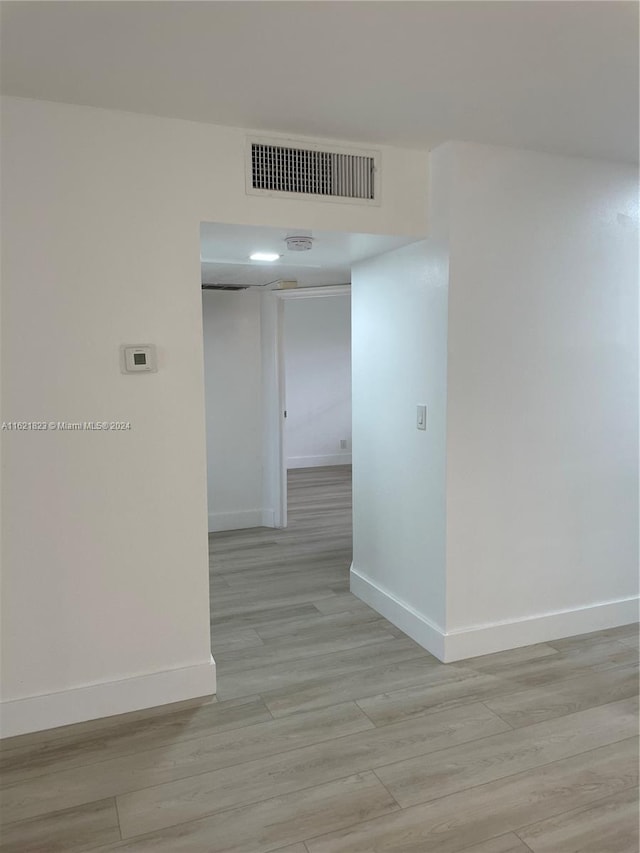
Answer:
[350,566,446,661]
[0,657,216,738]
[350,565,639,663]
[208,510,264,532]
[445,596,640,661]
[287,454,352,469]
[262,508,275,527]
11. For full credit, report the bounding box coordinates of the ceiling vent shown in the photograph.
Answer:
[202,279,298,292]
[246,136,380,205]
[202,283,249,291]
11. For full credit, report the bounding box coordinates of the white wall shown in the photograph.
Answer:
[351,142,638,662]
[443,142,639,658]
[202,290,264,531]
[351,241,449,656]
[284,294,352,469]
[0,95,429,736]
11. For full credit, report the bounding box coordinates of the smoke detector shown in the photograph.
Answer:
[285,235,314,252]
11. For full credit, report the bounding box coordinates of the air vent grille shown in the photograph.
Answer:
[248,140,377,203]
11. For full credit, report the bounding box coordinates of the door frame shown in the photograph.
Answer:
[261,284,351,528]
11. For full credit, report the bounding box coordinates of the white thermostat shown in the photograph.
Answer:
[120,344,157,374]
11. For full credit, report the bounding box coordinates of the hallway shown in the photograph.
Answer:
[0,467,637,851]
[209,466,391,703]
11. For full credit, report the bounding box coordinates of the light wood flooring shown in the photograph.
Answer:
[0,466,638,852]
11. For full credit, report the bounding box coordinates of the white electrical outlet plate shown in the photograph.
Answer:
[416,405,427,430]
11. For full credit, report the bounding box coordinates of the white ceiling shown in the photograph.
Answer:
[1,2,637,164]
[200,223,414,287]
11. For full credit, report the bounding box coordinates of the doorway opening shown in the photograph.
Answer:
[199,222,416,692]
[200,222,411,534]
[276,284,352,527]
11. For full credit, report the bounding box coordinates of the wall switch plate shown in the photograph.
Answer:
[340,439,348,450]
[416,404,427,430]
[120,344,157,374]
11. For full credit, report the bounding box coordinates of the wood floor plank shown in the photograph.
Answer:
[211,602,323,629]
[375,697,639,808]
[547,624,639,651]
[517,785,639,853]
[313,593,371,615]
[452,835,531,853]
[467,638,637,687]
[215,546,351,573]
[304,738,639,853]
[0,695,270,789]
[464,644,560,668]
[208,626,264,652]
[221,567,350,591]
[264,655,456,718]
[253,607,382,641]
[213,561,347,579]
[0,798,120,853]
[115,703,508,838]
[483,663,639,728]
[272,846,308,853]
[94,773,398,852]
[355,666,509,727]
[214,620,397,674]
[215,636,428,701]
[0,703,374,824]
[210,589,340,618]
[212,577,346,604]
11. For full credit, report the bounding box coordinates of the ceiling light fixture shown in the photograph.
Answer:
[250,252,280,262]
